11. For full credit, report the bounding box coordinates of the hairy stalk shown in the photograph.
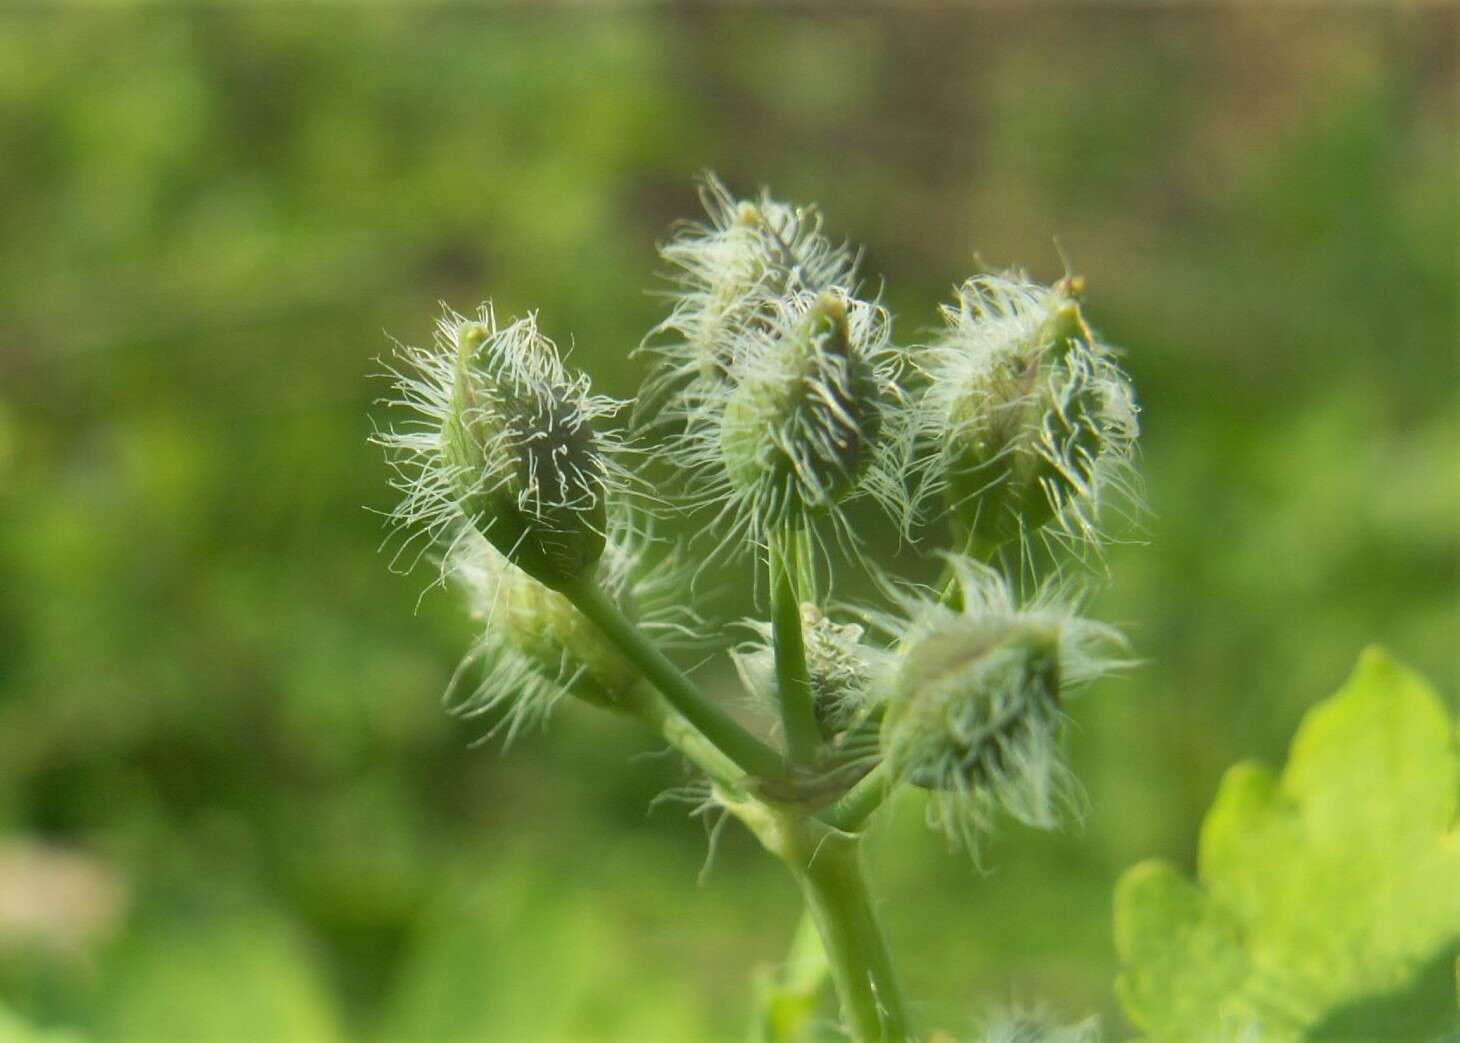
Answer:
[627,686,747,793]
[771,528,820,766]
[564,577,786,781]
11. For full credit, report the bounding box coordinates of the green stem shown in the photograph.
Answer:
[628,686,745,793]
[791,831,911,1042]
[770,530,820,766]
[565,578,786,781]
[818,761,894,833]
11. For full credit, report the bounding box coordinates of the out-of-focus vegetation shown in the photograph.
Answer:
[0,8,1454,1041]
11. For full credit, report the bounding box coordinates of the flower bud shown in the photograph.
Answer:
[717,292,888,531]
[456,533,638,717]
[919,274,1138,554]
[640,178,910,556]
[445,518,693,738]
[882,616,1062,796]
[378,305,623,592]
[873,559,1127,852]
[442,317,608,588]
[731,603,883,740]
[638,175,857,417]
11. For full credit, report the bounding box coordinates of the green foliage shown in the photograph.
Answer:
[1115,648,1460,1042]
[0,8,1454,1039]
[379,879,698,1042]
[0,1006,88,1043]
[97,914,342,1043]
[750,914,832,1043]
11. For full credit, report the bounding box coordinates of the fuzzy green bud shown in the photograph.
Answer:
[442,318,608,590]
[719,293,885,527]
[882,617,1062,794]
[491,561,639,711]
[925,275,1138,555]
[946,293,1086,545]
[732,603,881,741]
[801,604,878,738]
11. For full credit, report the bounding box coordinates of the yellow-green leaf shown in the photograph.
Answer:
[1115,647,1460,1042]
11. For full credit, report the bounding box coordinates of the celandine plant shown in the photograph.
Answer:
[375,176,1140,1043]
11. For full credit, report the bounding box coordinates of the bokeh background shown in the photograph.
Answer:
[1,5,1456,1041]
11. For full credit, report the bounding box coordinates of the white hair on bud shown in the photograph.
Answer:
[442,510,700,744]
[869,558,1132,860]
[637,177,913,568]
[637,172,860,416]
[915,272,1142,563]
[677,289,912,566]
[373,303,629,582]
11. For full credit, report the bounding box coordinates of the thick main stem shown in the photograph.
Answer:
[726,800,912,1043]
[790,832,911,1043]
[770,529,820,766]
[565,578,786,781]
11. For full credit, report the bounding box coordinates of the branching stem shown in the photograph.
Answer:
[565,577,786,781]
[818,761,894,833]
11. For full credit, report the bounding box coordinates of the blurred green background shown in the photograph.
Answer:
[1,6,1455,1041]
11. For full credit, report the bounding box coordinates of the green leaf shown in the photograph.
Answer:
[1115,647,1460,1042]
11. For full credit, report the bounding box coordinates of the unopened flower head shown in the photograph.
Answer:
[638,178,909,555]
[917,273,1139,557]
[378,304,625,590]
[445,515,694,742]
[876,559,1128,853]
[731,603,887,741]
[639,173,859,410]
[680,289,908,553]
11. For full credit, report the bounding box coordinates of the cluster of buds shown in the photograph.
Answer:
[640,176,909,556]
[375,173,1141,855]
